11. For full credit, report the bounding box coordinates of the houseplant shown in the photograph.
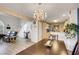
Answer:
[64,23,79,39]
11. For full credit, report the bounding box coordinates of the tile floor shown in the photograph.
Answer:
[0,38,35,55]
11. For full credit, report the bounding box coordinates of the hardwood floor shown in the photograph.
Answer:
[0,38,34,55]
[17,39,68,55]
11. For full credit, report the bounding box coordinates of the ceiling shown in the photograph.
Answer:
[0,3,79,21]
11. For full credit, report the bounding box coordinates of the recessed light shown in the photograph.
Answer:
[62,14,66,17]
[53,20,58,23]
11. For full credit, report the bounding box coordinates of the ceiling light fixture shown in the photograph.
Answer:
[33,8,47,21]
[62,14,66,17]
[33,3,47,23]
[53,20,58,23]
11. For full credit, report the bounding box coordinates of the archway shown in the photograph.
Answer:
[0,20,4,34]
[18,22,32,38]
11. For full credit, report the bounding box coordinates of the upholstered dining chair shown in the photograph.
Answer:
[3,31,17,42]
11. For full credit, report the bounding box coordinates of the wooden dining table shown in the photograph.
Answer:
[17,39,68,55]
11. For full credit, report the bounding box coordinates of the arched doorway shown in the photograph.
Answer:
[0,20,4,34]
[18,22,32,38]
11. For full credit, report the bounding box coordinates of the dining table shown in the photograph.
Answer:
[17,39,68,55]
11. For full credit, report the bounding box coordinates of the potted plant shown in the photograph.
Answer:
[64,23,79,39]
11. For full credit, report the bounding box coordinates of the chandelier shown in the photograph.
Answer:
[33,8,47,21]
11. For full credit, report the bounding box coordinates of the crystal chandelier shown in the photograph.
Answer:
[33,8,47,21]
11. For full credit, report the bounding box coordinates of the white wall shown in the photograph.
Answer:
[31,21,38,42]
[58,9,78,51]
[0,20,4,34]
[38,22,43,41]
[31,21,43,42]
[18,21,32,38]
[0,13,43,43]
[66,9,78,51]
[0,14,21,34]
[17,19,43,42]
[70,9,77,24]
